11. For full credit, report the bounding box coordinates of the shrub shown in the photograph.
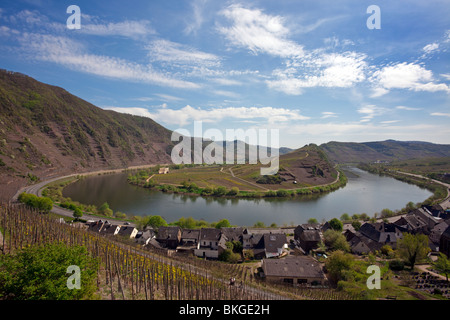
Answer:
[389,259,405,271]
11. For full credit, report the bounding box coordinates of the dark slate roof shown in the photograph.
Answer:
[443,225,450,239]
[199,228,222,241]
[156,226,181,240]
[393,215,427,232]
[118,226,137,235]
[101,223,119,234]
[221,227,244,242]
[261,234,287,253]
[263,256,324,279]
[359,222,403,243]
[181,229,200,240]
[300,229,321,242]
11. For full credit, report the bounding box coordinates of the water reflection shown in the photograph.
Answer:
[62,168,433,226]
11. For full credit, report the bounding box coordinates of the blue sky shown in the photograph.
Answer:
[0,0,449,149]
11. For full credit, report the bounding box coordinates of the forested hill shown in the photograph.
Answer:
[0,69,174,200]
[320,140,450,164]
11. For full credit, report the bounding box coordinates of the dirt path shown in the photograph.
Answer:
[415,264,448,281]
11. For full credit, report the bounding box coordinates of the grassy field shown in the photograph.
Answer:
[152,165,266,191]
[150,145,339,192]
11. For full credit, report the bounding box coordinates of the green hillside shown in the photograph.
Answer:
[320,140,450,164]
[0,69,174,200]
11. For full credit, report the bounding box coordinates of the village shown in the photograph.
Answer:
[83,202,450,298]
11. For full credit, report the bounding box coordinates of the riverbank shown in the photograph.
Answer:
[127,165,348,200]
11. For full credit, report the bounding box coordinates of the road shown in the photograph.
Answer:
[396,171,450,210]
[11,171,140,227]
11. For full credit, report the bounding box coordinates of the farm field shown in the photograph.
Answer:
[151,145,339,192]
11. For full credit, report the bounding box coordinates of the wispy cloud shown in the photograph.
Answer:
[19,33,200,89]
[105,105,310,126]
[321,112,338,119]
[79,20,156,38]
[147,39,220,67]
[396,106,421,111]
[430,112,450,117]
[218,4,304,58]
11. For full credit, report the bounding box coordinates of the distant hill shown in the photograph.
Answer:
[0,69,174,200]
[320,140,450,164]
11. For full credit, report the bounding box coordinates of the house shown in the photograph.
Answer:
[87,220,107,233]
[393,214,428,234]
[156,226,181,249]
[429,220,450,251]
[101,223,121,236]
[135,228,156,246]
[347,232,381,255]
[253,233,288,259]
[158,167,169,174]
[425,204,447,219]
[243,233,263,250]
[117,226,138,239]
[440,225,450,258]
[294,224,321,253]
[347,222,403,254]
[194,228,224,259]
[177,229,200,253]
[261,256,325,286]
[413,208,442,229]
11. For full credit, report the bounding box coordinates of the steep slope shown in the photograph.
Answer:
[0,69,174,200]
[320,140,450,164]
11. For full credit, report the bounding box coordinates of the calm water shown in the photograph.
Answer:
[63,167,433,226]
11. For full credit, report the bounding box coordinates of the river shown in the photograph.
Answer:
[62,167,433,226]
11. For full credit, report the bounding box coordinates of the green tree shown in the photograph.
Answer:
[324,250,355,286]
[99,202,113,217]
[227,187,239,196]
[0,242,98,300]
[73,207,83,220]
[397,233,430,269]
[147,215,168,229]
[215,218,231,229]
[213,186,227,196]
[351,220,362,231]
[37,197,53,213]
[328,218,343,232]
[253,221,265,228]
[433,253,450,282]
[323,229,350,252]
[307,218,318,224]
[340,213,350,222]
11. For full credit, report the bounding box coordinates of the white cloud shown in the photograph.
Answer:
[267,51,368,95]
[357,105,387,122]
[423,42,439,54]
[395,106,421,111]
[147,39,220,67]
[430,112,450,117]
[218,4,304,58]
[321,112,338,119]
[80,20,156,38]
[184,0,208,35]
[370,62,450,97]
[18,33,199,89]
[153,94,184,102]
[105,105,310,126]
[380,120,401,124]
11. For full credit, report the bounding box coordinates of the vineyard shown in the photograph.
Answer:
[0,203,357,300]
